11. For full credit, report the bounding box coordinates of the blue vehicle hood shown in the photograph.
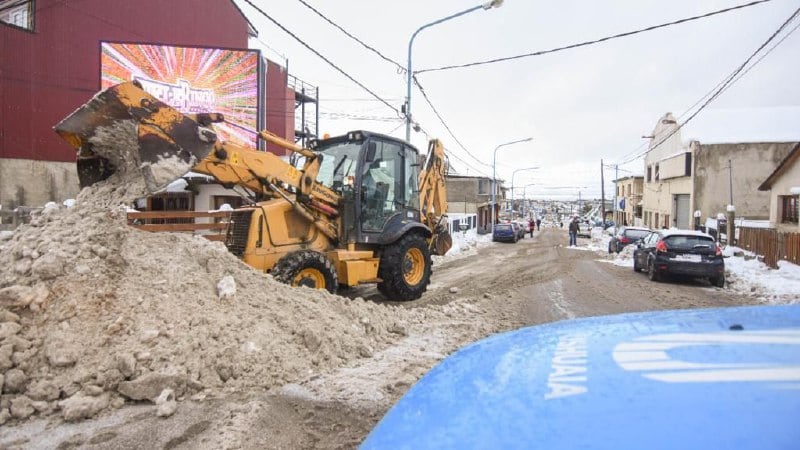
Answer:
[362,305,800,450]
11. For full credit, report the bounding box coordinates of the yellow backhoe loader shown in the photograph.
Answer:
[54,81,451,301]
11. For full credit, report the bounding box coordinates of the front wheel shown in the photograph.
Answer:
[272,250,338,294]
[378,233,432,301]
[633,256,641,272]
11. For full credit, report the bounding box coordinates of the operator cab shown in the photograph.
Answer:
[313,131,422,246]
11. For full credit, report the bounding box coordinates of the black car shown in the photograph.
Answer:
[608,226,651,253]
[633,229,725,287]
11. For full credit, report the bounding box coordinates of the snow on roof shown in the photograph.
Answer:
[680,106,800,145]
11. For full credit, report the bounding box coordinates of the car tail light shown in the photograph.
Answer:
[655,240,668,253]
[620,237,630,244]
[715,244,722,256]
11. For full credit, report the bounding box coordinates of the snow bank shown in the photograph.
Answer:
[0,180,441,424]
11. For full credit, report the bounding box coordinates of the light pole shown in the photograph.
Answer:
[522,183,540,217]
[510,167,539,214]
[491,137,532,233]
[405,0,503,142]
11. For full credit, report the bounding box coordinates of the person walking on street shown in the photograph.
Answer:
[568,216,579,247]
[528,218,535,237]
[536,218,542,231]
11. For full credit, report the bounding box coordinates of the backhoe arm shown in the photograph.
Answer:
[53,81,341,241]
[418,139,452,255]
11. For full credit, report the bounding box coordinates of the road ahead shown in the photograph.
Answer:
[1,228,758,450]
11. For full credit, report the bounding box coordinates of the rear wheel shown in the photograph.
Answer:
[647,259,660,282]
[633,255,641,272]
[710,275,725,288]
[378,233,432,301]
[272,250,338,294]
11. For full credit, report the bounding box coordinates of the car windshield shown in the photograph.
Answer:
[496,224,512,231]
[625,229,650,240]
[664,235,714,250]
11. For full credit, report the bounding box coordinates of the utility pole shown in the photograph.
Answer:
[614,164,625,227]
[600,159,606,226]
[727,159,733,205]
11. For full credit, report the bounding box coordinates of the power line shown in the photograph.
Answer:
[614,15,798,165]
[414,123,490,177]
[241,0,401,117]
[294,0,405,72]
[290,0,497,175]
[619,5,800,164]
[412,75,493,169]
[416,0,773,74]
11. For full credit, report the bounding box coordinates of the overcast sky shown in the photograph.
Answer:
[235,0,800,200]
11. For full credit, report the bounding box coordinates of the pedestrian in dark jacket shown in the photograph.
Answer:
[536,218,542,231]
[528,219,535,237]
[568,217,579,246]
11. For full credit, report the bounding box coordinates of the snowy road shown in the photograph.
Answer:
[1,228,761,449]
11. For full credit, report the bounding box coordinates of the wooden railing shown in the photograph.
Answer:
[737,226,800,268]
[126,210,232,241]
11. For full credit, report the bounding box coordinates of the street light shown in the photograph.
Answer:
[510,166,539,213]
[405,0,503,141]
[491,137,532,233]
[521,182,540,217]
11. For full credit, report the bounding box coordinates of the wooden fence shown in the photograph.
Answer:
[126,210,232,242]
[737,226,800,268]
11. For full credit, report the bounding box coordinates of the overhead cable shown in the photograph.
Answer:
[241,0,401,116]
[294,0,405,72]
[619,5,800,164]
[416,0,773,74]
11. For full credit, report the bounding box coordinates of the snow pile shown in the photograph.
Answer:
[611,244,636,268]
[0,180,431,424]
[723,248,800,304]
[433,229,492,265]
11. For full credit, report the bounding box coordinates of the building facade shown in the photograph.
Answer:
[0,0,293,209]
[613,176,643,227]
[642,113,693,230]
[641,112,797,231]
[446,175,504,233]
[759,144,800,232]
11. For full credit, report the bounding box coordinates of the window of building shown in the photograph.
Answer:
[478,179,490,195]
[781,195,799,223]
[1,0,34,31]
[647,166,652,182]
[654,163,660,181]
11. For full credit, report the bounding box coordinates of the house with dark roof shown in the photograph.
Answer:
[759,143,800,232]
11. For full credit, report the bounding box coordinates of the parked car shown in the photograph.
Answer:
[492,223,517,243]
[633,229,725,287]
[608,226,651,253]
[576,221,591,239]
[512,221,526,239]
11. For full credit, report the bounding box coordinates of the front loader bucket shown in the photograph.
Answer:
[430,219,453,256]
[54,81,217,192]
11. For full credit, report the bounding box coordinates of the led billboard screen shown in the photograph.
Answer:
[101,42,261,147]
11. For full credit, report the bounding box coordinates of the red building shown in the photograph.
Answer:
[0,0,294,208]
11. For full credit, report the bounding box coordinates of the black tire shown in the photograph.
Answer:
[633,256,641,272]
[377,232,432,301]
[647,259,660,282]
[710,275,725,288]
[272,250,338,294]
[608,242,614,254]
